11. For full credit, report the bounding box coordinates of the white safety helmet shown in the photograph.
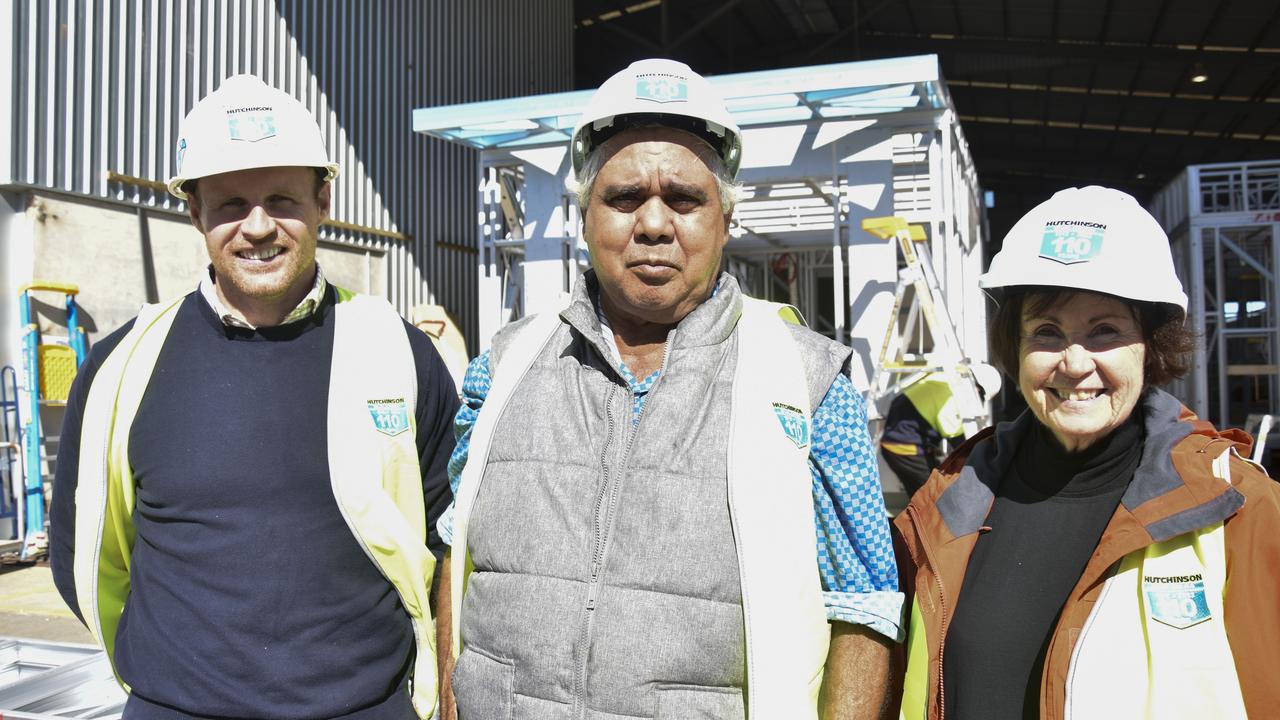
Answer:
[979,186,1188,319]
[571,58,742,180]
[166,74,339,200]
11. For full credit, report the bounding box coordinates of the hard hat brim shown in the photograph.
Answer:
[167,162,340,200]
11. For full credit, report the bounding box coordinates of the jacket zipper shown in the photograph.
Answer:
[574,383,616,716]
[905,505,950,720]
[575,336,673,717]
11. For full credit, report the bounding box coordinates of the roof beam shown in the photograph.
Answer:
[958,114,1280,142]
[666,0,747,51]
[801,0,897,62]
[946,79,1279,104]
[592,13,662,52]
[802,31,1280,70]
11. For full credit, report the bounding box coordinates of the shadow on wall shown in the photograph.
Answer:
[28,297,99,336]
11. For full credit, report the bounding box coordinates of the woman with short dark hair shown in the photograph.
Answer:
[894,186,1280,719]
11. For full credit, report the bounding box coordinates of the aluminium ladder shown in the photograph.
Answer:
[16,282,88,561]
[861,216,989,438]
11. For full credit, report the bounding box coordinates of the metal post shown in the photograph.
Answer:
[17,290,43,553]
[831,168,846,344]
[1189,224,1209,419]
[1271,221,1280,417]
[1214,228,1228,426]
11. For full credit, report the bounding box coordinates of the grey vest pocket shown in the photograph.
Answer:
[453,646,515,720]
[654,683,745,720]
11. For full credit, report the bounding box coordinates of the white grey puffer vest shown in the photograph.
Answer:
[453,275,849,720]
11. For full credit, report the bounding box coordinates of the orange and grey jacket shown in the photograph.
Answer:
[893,388,1280,719]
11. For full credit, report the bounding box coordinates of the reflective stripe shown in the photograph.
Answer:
[328,294,436,717]
[73,295,184,689]
[450,302,568,656]
[730,297,829,717]
[899,598,929,720]
[882,441,923,457]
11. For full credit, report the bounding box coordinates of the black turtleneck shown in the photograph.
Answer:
[943,411,1144,720]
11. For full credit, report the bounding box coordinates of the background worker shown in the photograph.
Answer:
[48,75,457,719]
[879,365,1000,497]
[435,59,901,720]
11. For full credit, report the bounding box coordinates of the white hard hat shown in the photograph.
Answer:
[571,59,742,180]
[969,362,1003,399]
[167,74,339,199]
[979,186,1187,318]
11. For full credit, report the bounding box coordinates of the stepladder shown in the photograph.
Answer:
[15,282,88,560]
[861,216,990,438]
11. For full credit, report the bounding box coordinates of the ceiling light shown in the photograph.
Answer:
[1136,172,1147,180]
[1190,63,1209,84]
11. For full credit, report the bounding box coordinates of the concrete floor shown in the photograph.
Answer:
[0,563,94,644]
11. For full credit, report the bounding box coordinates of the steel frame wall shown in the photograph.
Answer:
[4,0,573,350]
[1152,160,1280,426]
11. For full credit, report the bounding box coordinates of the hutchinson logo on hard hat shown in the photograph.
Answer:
[635,73,688,104]
[166,74,338,200]
[225,107,278,142]
[1039,219,1106,265]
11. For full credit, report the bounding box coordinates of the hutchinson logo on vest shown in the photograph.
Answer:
[772,402,810,449]
[367,398,410,437]
[1142,573,1211,630]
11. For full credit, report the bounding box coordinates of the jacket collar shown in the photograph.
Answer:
[917,387,1246,546]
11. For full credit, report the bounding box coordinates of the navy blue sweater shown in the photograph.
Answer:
[49,288,458,719]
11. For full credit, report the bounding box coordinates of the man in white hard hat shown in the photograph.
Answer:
[49,75,457,719]
[435,59,900,720]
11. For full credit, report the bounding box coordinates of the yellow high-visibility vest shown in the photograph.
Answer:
[72,289,439,718]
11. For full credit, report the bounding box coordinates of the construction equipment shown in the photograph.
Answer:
[15,283,89,561]
[862,216,989,437]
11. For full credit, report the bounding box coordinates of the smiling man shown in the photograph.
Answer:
[435,59,901,720]
[49,75,457,719]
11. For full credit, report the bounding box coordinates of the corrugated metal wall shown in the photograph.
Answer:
[8,0,573,350]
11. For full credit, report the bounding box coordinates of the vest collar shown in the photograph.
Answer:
[560,271,746,363]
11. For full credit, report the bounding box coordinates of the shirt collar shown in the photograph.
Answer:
[198,263,328,329]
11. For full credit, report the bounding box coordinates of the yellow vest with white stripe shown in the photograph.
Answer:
[451,296,832,717]
[902,375,963,439]
[899,446,1247,720]
[71,289,439,718]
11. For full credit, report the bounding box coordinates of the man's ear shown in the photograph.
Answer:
[186,190,205,235]
[317,182,332,221]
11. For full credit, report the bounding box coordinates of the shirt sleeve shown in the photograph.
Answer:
[810,372,905,642]
[435,349,493,547]
[403,320,462,560]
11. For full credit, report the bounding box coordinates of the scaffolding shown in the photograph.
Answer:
[1151,160,1280,429]
[413,55,989,403]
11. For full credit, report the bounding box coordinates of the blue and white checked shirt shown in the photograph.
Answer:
[438,336,904,642]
